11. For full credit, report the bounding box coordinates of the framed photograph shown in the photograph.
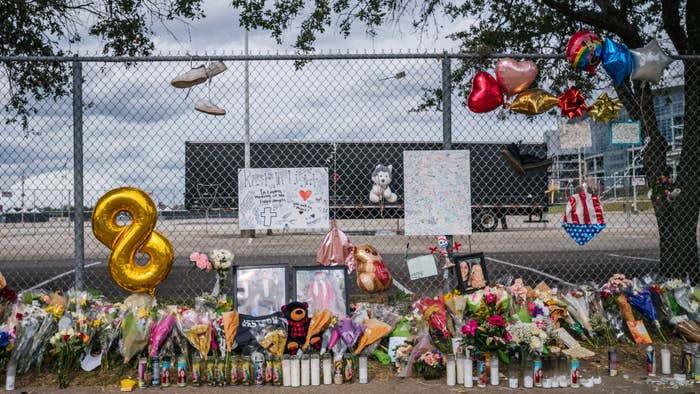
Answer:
[453,253,488,294]
[234,265,289,317]
[293,266,349,317]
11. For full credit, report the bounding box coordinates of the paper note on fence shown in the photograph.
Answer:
[559,120,592,149]
[406,255,438,280]
[403,150,471,235]
[238,167,329,230]
[610,121,641,145]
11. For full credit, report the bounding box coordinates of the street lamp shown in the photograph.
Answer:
[631,150,643,213]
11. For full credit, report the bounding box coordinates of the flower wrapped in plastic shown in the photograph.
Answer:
[413,297,450,339]
[670,280,700,323]
[669,315,700,342]
[443,291,468,336]
[506,321,550,355]
[120,308,153,363]
[95,304,124,370]
[561,289,594,337]
[178,309,212,359]
[149,313,176,357]
[303,309,333,352]
[0,323,15,369]
[624,281,667,342]
[508,278,532,323]
[11,303,57,373]
[354,318,392,355]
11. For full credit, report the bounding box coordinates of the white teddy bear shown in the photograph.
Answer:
[369,164,398,203]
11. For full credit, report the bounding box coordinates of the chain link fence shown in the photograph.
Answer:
[0,53,697,301]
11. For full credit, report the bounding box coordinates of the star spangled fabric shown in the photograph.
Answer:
[561,188,606,245]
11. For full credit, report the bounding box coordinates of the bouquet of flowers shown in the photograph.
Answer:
[393,339,414,377]
[667,280,699,323]
[413,297,450,339]
[412,349,446,380]
[95,304,123,370]
[561,289,595,338]
[0,323,15,369]
[190,249,233,298]
[12,302,57,373]
[508,278,531,323]
[506,321,549,355]
[178,309,212,359]
[443,290,468,336]
[649,175,680,203]
[623,279,667,342]
[49,327,90,388]
[462,286,511,362]
[120,307,153,363]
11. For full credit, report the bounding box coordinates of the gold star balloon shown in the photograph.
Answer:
[509,89,560,115]
[588,92,623,124]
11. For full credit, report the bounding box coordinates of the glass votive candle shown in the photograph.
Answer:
[446,354,456,386]
[311,354,321,386]
[322,354,333,385]
[358,355,368,384]
[290,355,301,387]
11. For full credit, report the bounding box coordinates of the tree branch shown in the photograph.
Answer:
[541,0,643,47]
[661,0,686,53]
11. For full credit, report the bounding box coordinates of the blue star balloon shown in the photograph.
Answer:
[602,38,634,85]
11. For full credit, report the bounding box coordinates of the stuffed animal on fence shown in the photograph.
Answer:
[354,244,393,293]
[369,164,398,204]
[281,301,310,355]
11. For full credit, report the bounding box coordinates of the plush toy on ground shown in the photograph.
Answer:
[281,301,316,355]
[354,244,393,293]
[369,164,398,204]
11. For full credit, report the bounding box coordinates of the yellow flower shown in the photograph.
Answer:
[93,319,102,328]
[80,299,87,307]
[136,307,149,320]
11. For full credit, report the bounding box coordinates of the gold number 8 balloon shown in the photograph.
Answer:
[92,187,174,296]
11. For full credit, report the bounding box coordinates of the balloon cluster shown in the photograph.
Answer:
[567,31,672,85]
[466,31,673,123]
[467,58,560,115]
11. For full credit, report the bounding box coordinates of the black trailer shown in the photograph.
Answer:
[184,142,549,232]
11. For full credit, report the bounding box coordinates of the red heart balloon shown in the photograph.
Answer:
[467,72,504,113]
[495,58,538,97]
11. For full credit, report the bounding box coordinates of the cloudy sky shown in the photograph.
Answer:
[1,1,564,209]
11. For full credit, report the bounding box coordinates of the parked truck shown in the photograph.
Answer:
[184,141,549,232]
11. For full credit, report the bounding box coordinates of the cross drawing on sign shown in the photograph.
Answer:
[260,207,277,227]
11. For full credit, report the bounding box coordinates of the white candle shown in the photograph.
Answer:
[301,355,310,386]
[446,355,456,386]
[543,378,552,388]
[490,356,499,386]
[551,376,560,388]
[508,378,518,388]
[282,356,291,387]
[291,356,301,387]
[311,355,321,386]
[5,359,16,391]
[661,346,672,375]
[558,375,569,387]
[322,356,332,385]
[358,356,368,384]
[463,356,473,388]
[523,375,534,388]
[456,355,464,384]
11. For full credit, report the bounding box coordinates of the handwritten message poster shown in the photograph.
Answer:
[404,150,471,235]
[238,168,329,230]
[559,120,592,149]
[610,121,642,145]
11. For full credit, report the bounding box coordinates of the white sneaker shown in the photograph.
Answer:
[195,99,226,116]
[205,61,227,78]
[171,65,208,88]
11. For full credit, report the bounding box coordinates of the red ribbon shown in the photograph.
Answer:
[557,87,589,119]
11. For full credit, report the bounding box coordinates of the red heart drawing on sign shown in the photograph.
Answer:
[299,190,312,201]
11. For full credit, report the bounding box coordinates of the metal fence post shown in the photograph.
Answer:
[442,52,454,293]
[72,58,85,291]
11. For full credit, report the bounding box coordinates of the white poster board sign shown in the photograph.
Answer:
[238,167,329,230]
[610,121,642,145]
[559,120,592,149]
[406,255,438,280]
[403,150,471,235]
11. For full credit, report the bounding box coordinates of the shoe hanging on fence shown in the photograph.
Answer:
[560,185,606,245]
[194,99,226,115]
[171,61,227,89]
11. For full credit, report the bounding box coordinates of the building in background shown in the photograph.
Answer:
[545,84,684,202]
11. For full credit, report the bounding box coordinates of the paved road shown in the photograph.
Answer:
[0,213,671,298]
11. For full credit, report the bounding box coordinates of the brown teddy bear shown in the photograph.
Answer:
[354,244,392,293]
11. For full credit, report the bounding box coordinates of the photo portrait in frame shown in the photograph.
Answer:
[293,266,349,317]
[453,253,488,294]
[234,265,288,317]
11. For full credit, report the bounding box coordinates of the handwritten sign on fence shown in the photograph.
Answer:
[403,150,472,235]
[238,167,329,230]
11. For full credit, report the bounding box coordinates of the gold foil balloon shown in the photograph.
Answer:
[92,187,174,296]
[509,89,560,115]
[588,92,623,124]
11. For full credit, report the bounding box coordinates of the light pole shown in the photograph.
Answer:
[631,151,642,213]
